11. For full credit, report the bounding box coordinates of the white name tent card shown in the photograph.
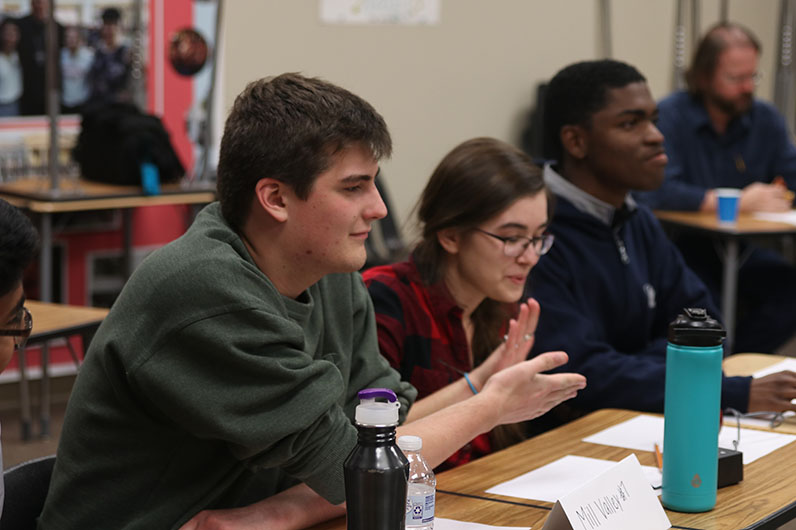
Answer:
[541,455,670,530]
[434,518,530,530]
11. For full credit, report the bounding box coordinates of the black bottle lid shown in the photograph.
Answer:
[667,307,726,347]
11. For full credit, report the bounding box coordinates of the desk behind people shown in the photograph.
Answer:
[654,210,796,352]
[16,300,109,440]
[0,176,216,303]
[636,22,796,356]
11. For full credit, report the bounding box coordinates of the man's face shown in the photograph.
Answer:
[580,82,667,198]
[0,283,25,372]
[705,45,758,117]
[101,22,119,44]
[1,22,19,49]
[282,144,387,276]
[65,27,80,50]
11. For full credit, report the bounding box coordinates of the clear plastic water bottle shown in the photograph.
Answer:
[397,435,435,530]
[662,307,725,513]
[344,388,409,530]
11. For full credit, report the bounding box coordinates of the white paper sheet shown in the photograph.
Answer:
[435,518,530,530]
[752,358,796,378]
[484,455,661,503]
[582,414,796,464]
[753,211,796,226]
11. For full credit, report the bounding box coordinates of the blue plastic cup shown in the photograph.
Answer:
[716,188,741,225]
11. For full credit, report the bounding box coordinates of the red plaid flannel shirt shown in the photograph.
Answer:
[362,259,493,471]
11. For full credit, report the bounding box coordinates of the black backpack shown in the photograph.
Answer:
[73,102,185,186]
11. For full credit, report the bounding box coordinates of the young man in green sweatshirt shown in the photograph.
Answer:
[40,73,585,530]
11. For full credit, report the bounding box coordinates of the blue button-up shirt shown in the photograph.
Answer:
[635,90,796,210]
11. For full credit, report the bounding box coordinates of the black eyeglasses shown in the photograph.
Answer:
[474,229,555,258]
[0,306,33,351]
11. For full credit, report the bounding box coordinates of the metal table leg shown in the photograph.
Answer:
[40,343,50,438]
[123,208,133,279]
[17,345,32,441]
[720,239,739,352]
[35,212,53,439]
[39,212,52,303]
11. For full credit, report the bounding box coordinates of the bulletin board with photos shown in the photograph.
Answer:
[0,0,222,184]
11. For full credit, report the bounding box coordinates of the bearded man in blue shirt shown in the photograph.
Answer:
[636,22,796,354]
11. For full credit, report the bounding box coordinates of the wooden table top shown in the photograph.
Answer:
[436,408,796,530]
[26,300,109,342]
[654,210,796,236]
[310,491,548,529]
[0,177,216,213]
[310,356,796,529]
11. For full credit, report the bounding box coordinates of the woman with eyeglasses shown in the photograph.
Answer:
[363,137,585,469]
[0,198,39,515]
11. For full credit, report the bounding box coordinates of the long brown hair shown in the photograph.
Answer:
[413,137,546,448]
[686,22,761,98]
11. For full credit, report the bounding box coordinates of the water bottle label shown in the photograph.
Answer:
[405,491,435,525]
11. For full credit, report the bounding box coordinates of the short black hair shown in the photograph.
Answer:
[543,59,646,162]
[101,7,121,24]
[0,199,38,296]
[217,73,391,230]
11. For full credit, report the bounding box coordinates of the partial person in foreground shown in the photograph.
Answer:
[0,199,39,517]
[635,22,796,354]
[39,73,586,530]
[524,59,796,434]
[364,137,585,469]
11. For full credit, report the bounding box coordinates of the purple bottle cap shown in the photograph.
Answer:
[357,388,397,402]
[355,388,400,426]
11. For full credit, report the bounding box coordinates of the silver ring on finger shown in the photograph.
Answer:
[523,333,534,341]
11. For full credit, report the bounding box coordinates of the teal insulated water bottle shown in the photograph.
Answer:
[662,307,725,512]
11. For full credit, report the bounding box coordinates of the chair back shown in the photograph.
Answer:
[364,173,408,269]
[2,455,56,530]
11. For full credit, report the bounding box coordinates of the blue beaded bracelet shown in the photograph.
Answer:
[463,372,478,395]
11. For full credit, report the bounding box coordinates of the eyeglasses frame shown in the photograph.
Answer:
[473,228,555,257]
[0,306,33,350]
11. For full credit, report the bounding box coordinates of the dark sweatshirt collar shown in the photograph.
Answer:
[544,164,637,227]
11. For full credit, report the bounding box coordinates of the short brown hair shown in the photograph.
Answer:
[686,22,761,97]
[217,73,392,229]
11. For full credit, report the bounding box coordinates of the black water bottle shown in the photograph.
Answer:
[344,388,409,530]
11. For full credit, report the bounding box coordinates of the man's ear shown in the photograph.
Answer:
[560,124,588,160]
[254,178,289,223]
[436,227,461,255]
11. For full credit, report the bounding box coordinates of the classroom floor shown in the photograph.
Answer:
[2,344,796,529]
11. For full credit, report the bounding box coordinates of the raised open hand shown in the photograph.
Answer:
[469,298,540,389]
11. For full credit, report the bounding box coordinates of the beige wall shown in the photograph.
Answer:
[221,0,783,240]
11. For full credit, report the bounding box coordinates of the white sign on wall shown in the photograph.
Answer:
[320,0,441,25]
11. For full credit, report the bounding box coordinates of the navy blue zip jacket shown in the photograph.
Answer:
[527,179,751,414]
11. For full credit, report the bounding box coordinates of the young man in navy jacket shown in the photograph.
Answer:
[525,60,796,431]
